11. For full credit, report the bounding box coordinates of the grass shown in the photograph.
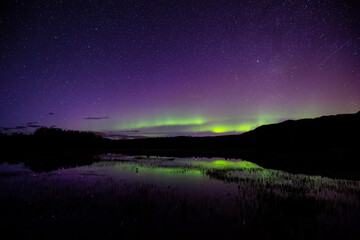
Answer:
[1,155,360,239]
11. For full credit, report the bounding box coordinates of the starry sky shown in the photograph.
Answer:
[1,0,360,136]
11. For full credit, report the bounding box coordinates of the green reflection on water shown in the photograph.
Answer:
[104,159,271,184]
[97,155,312,184]
[190,160,263,170]
[139,166,203,177]
[112,162,204,178]
[92,155,360,205]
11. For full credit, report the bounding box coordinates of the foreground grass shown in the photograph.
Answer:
[1,156,360,239]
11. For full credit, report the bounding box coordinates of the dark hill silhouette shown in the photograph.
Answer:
[1,111,359,178]
[112,111,360,151]
[110,111,360,179]
[239,111,360,149]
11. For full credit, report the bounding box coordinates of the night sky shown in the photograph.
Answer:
[1,0,359,136]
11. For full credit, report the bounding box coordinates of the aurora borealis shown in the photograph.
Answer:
[1,0,359,136]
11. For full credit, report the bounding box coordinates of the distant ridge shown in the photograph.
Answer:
[236,111,360,149]
[116,111,360,151]
[1,111,359,178]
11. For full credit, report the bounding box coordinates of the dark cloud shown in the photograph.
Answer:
[1,124,43,131]
[48,112,54,115]
[104,132,148,140]
[26,121,39,125]
[84,116,109,120]
[26,122,42,128]
[117,130,139,133]
[27,124,43,128]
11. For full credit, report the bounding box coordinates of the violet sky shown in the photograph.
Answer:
[0,0,359,135]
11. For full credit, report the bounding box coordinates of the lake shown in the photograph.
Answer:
[1,154,360,239]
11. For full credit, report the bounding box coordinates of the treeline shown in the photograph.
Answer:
[1,127,109,151]
[1,111,359,178]
[0,128,111,172]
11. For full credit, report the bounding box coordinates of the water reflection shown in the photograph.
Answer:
[1,155,360,239]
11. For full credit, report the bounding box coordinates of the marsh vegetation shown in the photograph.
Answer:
[1,155,359,239]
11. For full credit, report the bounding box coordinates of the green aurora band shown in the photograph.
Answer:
[116,116,206,130]
[114,113,289,133]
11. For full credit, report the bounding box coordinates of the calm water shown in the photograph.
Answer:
[1,154,360,239]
